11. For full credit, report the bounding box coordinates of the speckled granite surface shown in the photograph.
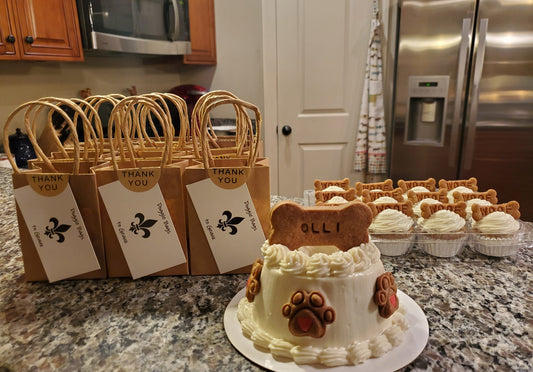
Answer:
[1,167,531,371]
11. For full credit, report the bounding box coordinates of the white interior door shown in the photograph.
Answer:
[274,0,371,198]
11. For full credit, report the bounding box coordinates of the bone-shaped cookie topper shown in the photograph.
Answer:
[314,178,350,191]
[471,201,520,221]
[366,200,414,218]
[315,188,356,204]
[269,201,372,251]
[438,177,478,192]
[407,189,448,204]
[355,179,393,197]
[397,178,436,193]
[420,202,467,219]
[453,189,497,204]
[361,188,403,203]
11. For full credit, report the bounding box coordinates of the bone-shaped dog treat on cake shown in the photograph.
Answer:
[361,188,404,203]
[453,189,498,204]
[397,178,436,193]
[407,189,448,204]
[269,201,373,251]
[471,201,521,221]
[420,202,467,219]
[315,188,357,204]
[438,177,478,191]
[366,200,414,218]
[354,179,393,197]
[314,178,350,191]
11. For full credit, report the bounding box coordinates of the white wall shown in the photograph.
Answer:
[0,0,264,143]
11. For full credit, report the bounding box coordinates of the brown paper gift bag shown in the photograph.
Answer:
[185,93,270,275]
[93,95,190,278]
[3,100,107,281]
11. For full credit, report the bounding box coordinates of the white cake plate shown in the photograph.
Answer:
[224,288,429,372]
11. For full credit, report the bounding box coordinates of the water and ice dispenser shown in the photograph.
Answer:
[404,76,449,146]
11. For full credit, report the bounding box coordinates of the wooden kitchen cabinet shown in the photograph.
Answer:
[0,0,83,61]
[184,0,217,65]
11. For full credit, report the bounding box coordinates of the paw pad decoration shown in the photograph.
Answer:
[374,272,399,318]
[282,290,335,338]
[246,259,263,302]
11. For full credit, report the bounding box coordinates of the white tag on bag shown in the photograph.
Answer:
[98,180,186,279]
[14,180,100,282]
[186,178,265,273]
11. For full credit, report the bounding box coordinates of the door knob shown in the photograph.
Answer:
[25,36,34,44]
[6,35,15,43]
[281,125,292,136]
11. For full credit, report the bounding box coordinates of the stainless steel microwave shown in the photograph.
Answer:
[76,0,191,55]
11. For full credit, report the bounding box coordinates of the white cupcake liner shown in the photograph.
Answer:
[371,235,415,256]
[471,235,520,257]
[417,235,467,258]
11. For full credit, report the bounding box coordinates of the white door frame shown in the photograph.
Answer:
[261,0,279,196]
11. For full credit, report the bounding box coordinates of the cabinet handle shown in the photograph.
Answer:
[25,36,34,44]
[6,35,15,43]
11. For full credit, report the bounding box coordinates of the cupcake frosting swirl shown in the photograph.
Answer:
[472,211,520,234]
[370,209,414,233]
[417,210,465,233]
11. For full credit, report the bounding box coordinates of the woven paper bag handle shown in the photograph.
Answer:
[3,100,82,175]
[107,95,173,172]
[198,97,261,169]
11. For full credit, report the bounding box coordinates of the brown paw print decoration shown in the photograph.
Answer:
[374,272,399,318]
[246,259,263,302]
[282,290,335,338]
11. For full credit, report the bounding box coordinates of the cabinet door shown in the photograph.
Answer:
[0,0,19,59]
[184,0,216,65]
[14,0,83,61]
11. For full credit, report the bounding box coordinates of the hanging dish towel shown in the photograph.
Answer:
[354,1,387,174]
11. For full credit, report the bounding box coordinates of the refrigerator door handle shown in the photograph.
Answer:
[463,18,489,170]
[449,18,472,167]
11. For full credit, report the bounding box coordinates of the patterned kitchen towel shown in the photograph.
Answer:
[354,2,387,174]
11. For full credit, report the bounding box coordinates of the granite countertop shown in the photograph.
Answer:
[0,167,531,371]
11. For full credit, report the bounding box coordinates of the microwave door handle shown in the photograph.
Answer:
[463,18,488,171]
[165,0,180,41]
[449,18,472,167]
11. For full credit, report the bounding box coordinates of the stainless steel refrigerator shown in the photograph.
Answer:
[389,0,533,220]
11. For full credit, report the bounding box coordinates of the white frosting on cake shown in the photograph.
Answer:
[417,209,466,233]
[238,241,408,366]
[369,209,414,233]
[472,211,520,234]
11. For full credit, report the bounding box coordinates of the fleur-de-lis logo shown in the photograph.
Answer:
[217,210,244,235]
[44,217,71,243]
[129,213,157,239]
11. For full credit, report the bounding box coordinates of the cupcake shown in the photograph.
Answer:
[407,189,448,217]
[361,188,404,204]
[470,201,522,257]
[354,179,394,199]
[315,187,356,205]
[397,178,436,201]
[438,177,478,203]
[367,201,415,256]
[452,189,498,222]
[416,202,467,257]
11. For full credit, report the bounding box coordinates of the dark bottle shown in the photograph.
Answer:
[8,128,37,168]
